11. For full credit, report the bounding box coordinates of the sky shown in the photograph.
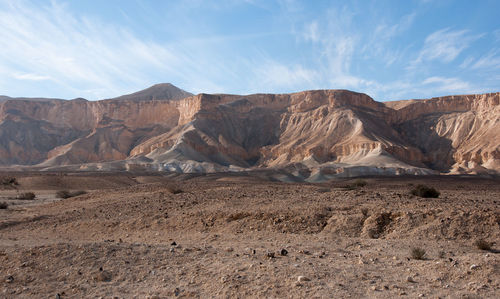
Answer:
[0,0,499,101]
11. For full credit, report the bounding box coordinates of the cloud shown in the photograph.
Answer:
[13,73,51,81]
[422,76,472,93]
[411,28,483,68]
[303,21,319,43]
[470,51,500,70]
[494,29,500,42]
[0,0,237,99]
[252,62,318,91]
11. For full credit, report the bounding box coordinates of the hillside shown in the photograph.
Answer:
[0,84,498,179]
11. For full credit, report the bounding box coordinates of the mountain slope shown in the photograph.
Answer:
[105,83,193,102]
[0,85,498,178]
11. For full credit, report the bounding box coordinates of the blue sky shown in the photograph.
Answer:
[0,0,499,101]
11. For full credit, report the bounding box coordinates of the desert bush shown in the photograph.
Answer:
[17,192,35,200]
[474,239,492,251]
[56,190,71,199]
[340,184,357,190]
[1,177,18,186]
[0,202,8,209]
[410,184,440,198]
[166,186,183,194]
[352,179,367,187]
[56,190,87,199]
[410,247,426,260]
[341,179,367,190]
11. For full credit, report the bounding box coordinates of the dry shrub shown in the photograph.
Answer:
[166,186,183,194]
[474,239,492,251]
[410,184,440,198]
[352,179,367,187]
[56,190,87,199]
[1,177,18,186]
[0,202,8,209]
[410,247,426,260]
[341,179,367,190]
[17,192,35,200]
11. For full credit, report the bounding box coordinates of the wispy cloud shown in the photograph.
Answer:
[470,51,500,70]
[0,0,235,99]
[13,73,51,81]
[411,28,484,67]
[422,76,472,93]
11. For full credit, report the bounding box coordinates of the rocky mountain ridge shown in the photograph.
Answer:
[0,84,498,180]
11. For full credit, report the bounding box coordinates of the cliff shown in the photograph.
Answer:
[0,84,498,178]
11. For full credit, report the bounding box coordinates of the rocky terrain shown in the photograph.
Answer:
[0,173,498,298]
[0,85,498,179]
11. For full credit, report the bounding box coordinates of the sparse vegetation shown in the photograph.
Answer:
[410,184,440,198]
[56,190,87,199]
[475,239,492,251]
[352,179,367,187]
[0,202,8,209]
[166,186,183,194]
[17,192,36,200]
[410,247,426,260]
[341,179,368,190]
[1,177,18,186]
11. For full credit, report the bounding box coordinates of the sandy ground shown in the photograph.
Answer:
[0,173,499,298]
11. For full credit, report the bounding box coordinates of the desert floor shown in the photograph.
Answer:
[0,172,499,298]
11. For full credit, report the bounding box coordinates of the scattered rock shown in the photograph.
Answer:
[266,252,275,259]
[470,264,480,270]
[280,249,288,256]
[297,276,310,282]
[171,241,177,246]
[5,275,14,283]
[406,276,415,283]
[94,270,112,282]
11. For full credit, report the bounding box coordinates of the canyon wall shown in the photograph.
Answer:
[0,84,498,176]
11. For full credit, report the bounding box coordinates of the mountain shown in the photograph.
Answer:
[0,84,498,180]
[104,83,193,102]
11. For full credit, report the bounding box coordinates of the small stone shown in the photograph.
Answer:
[225,247,234,252]
[5,275,14,283]
[370,286,378,291]
[297,276,310,282]
[94,270,112,282]
[280,249,288,256]
[171,241,177,246]
[55,294,61,299]
[406,276,415,283]
[418,294,425,297]
[266,252,275,259]
[470,264,480,270]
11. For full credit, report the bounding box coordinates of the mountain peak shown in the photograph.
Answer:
[105,83,193,102]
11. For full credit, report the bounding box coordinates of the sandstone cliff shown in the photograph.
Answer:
[0,84,498,178]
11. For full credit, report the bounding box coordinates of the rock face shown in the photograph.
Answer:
[0,84,498,178]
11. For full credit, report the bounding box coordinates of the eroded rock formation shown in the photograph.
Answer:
[0,84,498,178]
